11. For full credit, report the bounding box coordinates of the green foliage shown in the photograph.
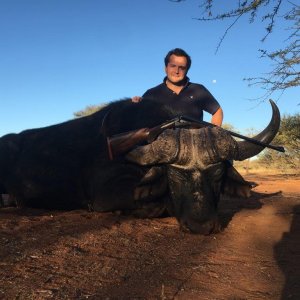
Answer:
[257,113,300,171]
[74,103,107,118]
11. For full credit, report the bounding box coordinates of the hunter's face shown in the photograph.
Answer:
[165,55,188,84]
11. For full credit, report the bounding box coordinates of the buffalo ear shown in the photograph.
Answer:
[222,165,253,198]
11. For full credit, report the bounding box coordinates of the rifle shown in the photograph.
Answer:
[106,117,184,160]
[106,115,285,160]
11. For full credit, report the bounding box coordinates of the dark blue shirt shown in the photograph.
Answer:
[143,78,220,120]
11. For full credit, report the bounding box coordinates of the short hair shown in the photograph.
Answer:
[164,48,192,70]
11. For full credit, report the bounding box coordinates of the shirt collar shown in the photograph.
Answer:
[163,76,190,87]
[163,76,190,94]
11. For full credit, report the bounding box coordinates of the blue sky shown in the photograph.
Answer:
[0,0,299,137]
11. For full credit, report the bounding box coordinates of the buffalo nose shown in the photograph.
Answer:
[182,216,221,235]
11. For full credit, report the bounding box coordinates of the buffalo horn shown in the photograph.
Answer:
[234,99,281,161]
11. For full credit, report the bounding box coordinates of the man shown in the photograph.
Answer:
[132,48,223,126]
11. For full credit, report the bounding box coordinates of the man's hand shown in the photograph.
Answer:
[132,96,142,103]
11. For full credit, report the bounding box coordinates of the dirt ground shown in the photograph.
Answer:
[0,173,299,300]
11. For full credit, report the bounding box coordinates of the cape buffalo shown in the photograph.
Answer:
[0,98,280,234]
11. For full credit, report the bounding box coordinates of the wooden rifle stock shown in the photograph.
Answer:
[107,128,149,160]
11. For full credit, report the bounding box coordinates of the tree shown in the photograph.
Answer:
[74,103,107,118]
[170,0,300,100]
[222,122,238,132]
[257,113,300,171]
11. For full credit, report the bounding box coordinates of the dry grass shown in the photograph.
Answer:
[234,160,299,176]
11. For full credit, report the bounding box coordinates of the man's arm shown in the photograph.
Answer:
[211,107,223,126]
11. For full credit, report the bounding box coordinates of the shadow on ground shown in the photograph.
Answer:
[274,204,300,300]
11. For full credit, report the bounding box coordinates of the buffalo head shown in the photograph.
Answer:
[126,100,281,234]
